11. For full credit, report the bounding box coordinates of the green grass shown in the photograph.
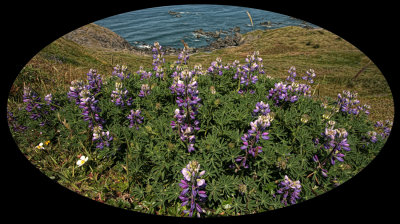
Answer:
[9,26,394,123]
[7,26,394,216]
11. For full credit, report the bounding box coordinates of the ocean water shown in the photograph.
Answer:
[94,4,319,49]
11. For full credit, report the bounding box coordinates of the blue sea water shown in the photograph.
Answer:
[94,4,319,49]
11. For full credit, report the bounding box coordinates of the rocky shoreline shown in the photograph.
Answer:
[63,22,317,56]
[138,30,243,55]
[62,23,246,56]
[130,26,244,55]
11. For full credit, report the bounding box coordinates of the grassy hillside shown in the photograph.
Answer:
[9,26,394,123]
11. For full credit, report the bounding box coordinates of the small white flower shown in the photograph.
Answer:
[76,156,89,167]
[36,142,44,150]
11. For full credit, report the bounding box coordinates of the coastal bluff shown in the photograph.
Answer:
[63,23,136,52]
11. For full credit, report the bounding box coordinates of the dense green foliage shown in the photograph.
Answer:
[7,50,390,217]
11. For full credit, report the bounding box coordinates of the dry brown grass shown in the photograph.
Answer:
[10,26,394,123]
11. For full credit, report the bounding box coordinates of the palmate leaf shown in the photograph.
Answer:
[10,44,392,217]
[218,175,239,197]
[231,196,246,214]
[206,179,221,203]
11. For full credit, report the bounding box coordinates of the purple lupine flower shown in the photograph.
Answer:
[110,82,133,107]
[193,64,204,76]
[374,121,383,128]
[44,93,52,105]
[302,69,316,84]
[78,87,104,129]
[321,169,328,177]
[127,109,144,130]
[170,78,185,95]
[22,86,51,125]
[320,125,351,166]
[253,101,270,116]
[179,161,207,218]
[373,120,393,139]
[234,102,273,169]
[86,69,103,95]
[136,66,152,80]
[170,69,201,153]
[112,64,130,80]
[68,70,105,130]
[336,90,369,116]
[267,80,311,106]
[234,51,264,93]
[6,108,27,132]
[23,86,41,113]
[176,44,190,65]
[313,138,320,146]
[152,42,165,79]
[92,125,113,149]
[275,175,302,206]
[207,57,224,79]
[138,84,151,97]
[382,120,393,138]
[67,80,84,105]
[286,66,297,83]
[44,93,58,111]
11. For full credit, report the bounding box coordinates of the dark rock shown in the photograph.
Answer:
[260,21,272,27]
[168,11,182,17]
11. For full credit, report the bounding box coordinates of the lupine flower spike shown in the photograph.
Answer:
[275,175,302,206]
[170,68,201,153]
[179,161,207,217]
[152,42,165,79]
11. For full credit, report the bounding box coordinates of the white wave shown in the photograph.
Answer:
[136,44,152,49]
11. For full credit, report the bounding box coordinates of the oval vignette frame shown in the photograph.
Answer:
[4,2,397,222]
